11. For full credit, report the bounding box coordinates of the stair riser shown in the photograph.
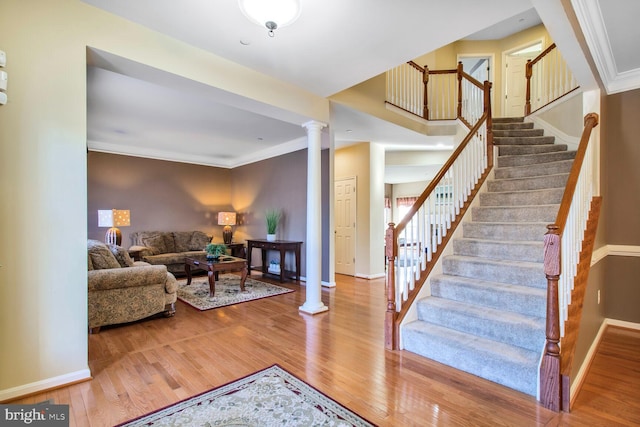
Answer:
[472,205,559,223]
[498,151,577,168]
[488,174,569,192]
[493,117,524,124]
[430,276,546,317]
[494,160,574,179]
[462,222,548,241]
[493,122,533,131]
[494,136,555,146]
[416,300,545,352]
[443,257,547,288]
[403,327,538,396]
[498,144,566,156]
[453,239,544,263]
[480,188,565,206]
[493,129,544,137]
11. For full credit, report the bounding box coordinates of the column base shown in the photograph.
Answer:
[299,302,329,315]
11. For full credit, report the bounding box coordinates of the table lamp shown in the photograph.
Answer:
[98,209,131,246]
[218,211,237,244]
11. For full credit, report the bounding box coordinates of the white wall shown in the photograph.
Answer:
[0,0,329,399]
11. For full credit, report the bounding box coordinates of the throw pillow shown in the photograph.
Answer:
[87,239,121,270]
[188,231,211,251]
[108,244,135,268]
[141,234,167,255]
[172,231,192,253]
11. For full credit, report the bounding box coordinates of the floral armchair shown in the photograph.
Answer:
[87,239,177,333]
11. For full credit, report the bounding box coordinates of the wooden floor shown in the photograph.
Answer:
[10,273,640,426]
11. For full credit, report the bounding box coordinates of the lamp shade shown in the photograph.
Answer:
[238,0,301,28]
[98,209,130,227]
[217,212,237,226]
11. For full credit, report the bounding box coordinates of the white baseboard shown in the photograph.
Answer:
[355,273,386,280]
[570,318,640,407]
[322,281,336,288]
[0,369,91,403]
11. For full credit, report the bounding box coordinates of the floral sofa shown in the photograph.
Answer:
[88,239,177,333]
[129,231,212,275]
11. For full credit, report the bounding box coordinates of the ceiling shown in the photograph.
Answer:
[84,0,640,183]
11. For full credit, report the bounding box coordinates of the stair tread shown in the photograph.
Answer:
[404,321,540,366]
[456,237,544,246]
[431,274,546,298]
[419,297,545,326]
[445,254,543,269]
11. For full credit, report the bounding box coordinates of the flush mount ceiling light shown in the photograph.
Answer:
[238,0,301,37]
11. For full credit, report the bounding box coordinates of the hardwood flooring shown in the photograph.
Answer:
[8,273,640,426]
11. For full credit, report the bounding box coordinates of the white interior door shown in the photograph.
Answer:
[335,177,356,276]
[505,54,529,117]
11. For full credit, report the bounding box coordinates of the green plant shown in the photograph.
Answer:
[205,243,227,257]
[265,209,281,234]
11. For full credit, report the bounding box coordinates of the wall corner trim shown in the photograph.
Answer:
[0,369,92,403]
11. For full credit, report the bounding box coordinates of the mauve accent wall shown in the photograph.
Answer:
[603,87,640,323]
[88,152,233,247]
[88,148,331,280]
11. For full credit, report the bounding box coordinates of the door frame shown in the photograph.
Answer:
[457,53,496,115]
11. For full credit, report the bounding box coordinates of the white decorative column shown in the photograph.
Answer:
[299,120,329,315]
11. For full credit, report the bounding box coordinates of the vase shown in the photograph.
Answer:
[267,233,276,242]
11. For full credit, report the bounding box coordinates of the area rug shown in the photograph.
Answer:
[117,364,376,427]
[176,274,294,311]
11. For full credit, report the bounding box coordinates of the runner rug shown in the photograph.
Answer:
[116,364,376,427]
[176,274,294,311]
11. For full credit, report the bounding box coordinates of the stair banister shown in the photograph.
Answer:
[540,112,599,411]
[385,79,493,350]
[525,43,580,116]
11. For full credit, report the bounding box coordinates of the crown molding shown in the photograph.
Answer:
[572,0,640,94]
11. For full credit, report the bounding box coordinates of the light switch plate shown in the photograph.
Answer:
[0,71,6,91]
[0,92,7,105]
[0,51,5,67]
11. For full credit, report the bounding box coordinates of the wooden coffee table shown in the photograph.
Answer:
[184,256,247,298]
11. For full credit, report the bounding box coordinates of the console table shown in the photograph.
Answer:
[247,239,302,283]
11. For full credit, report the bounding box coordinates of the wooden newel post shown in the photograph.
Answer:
[541,224,562,411]
[423,65,430,120]
[525,59,533,116]
[385,223,397,350]
[457,62,463,119]
[484,81,494,165]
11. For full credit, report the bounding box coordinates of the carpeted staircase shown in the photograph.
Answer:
[403,117,575,396]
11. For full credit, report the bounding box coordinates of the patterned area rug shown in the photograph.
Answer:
[117,364,376,427]
[176,274,294,311]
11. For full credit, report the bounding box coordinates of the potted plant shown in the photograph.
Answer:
[205,243,227,260]
[265,209,281,241]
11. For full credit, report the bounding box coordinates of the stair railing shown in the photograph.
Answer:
[386,62,471,121]
[526,43,580,115]
[385,76,493,350]
[540,112,599,411]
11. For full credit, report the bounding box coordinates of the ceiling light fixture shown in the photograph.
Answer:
[238,0,301,37]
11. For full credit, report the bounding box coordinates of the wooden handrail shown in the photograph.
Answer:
[552,113,599,232]
[540,112,599,411]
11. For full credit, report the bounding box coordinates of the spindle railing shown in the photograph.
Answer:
[386,62,476,121]
[526,43,579,115]
[540,113,599,411]
[384,75,493,350]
